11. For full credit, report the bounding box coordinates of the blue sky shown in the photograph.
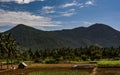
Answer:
[0,0,120,32]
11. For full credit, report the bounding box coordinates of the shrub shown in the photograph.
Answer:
[34,58,43,63]
[44,57,57,64]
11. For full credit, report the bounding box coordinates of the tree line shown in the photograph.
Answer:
[23,46,120,63]
[1,33,120,65]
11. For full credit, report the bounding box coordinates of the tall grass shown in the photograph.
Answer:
[97,60,120,68]
[29,71,90,75]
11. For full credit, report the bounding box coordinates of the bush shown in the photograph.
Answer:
[81,55,88,61]
[34,58,43,63]
[44,57,57,64]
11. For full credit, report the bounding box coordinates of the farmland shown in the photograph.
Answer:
[1,61,120,75]
[97,60,120,68]
[1,33,120,75]
[0,63,93,75]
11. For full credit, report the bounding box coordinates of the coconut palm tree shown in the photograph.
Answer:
[5,33,18,69]
[0,33,18,69]
[0,34,3,70]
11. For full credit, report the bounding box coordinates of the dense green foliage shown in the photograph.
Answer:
[29,71,90,75]
[0,33,19,69]
[2,45,119,63]
[27,46,120,63]
[1,33,120,64]
[0,33,19,59]
[5,23,120,49]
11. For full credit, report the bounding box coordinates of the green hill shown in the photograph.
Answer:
[3,23,120,49]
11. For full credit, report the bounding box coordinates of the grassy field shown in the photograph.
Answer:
[29,71,90,75]
[97,60,120,68]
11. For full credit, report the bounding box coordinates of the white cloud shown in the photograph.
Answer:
[60,9,76,17]
[60,0,85,8]
[0,9,61,27]
[63,21,94,26]
[42,6,54,10]
[79,5,84,8]
[60,0,94,8]
[0,0,45,4]
[42,6,55,14]
[61,0,79,8]
[85,0,94,5]
[82,21,94,26]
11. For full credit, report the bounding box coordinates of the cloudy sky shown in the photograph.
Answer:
[0,0,120,32]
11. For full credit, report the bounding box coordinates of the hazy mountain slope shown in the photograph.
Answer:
[4,23,120,49]
[5,24,78,49]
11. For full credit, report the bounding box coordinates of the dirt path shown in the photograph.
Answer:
[91,68,97,75]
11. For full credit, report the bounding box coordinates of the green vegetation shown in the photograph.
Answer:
[22,46,120,63]
[0,33,19,69]
[97,60,120,68]
[6,24,120,49]
[1,33,120,69]
[1,33,120,64]
[29,71,90,75]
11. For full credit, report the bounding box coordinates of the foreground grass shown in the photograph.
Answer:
[29,71,90,75]
[97,60,120,68]
[115,73,120,75]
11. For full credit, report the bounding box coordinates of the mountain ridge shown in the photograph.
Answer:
[3,23,120,49]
